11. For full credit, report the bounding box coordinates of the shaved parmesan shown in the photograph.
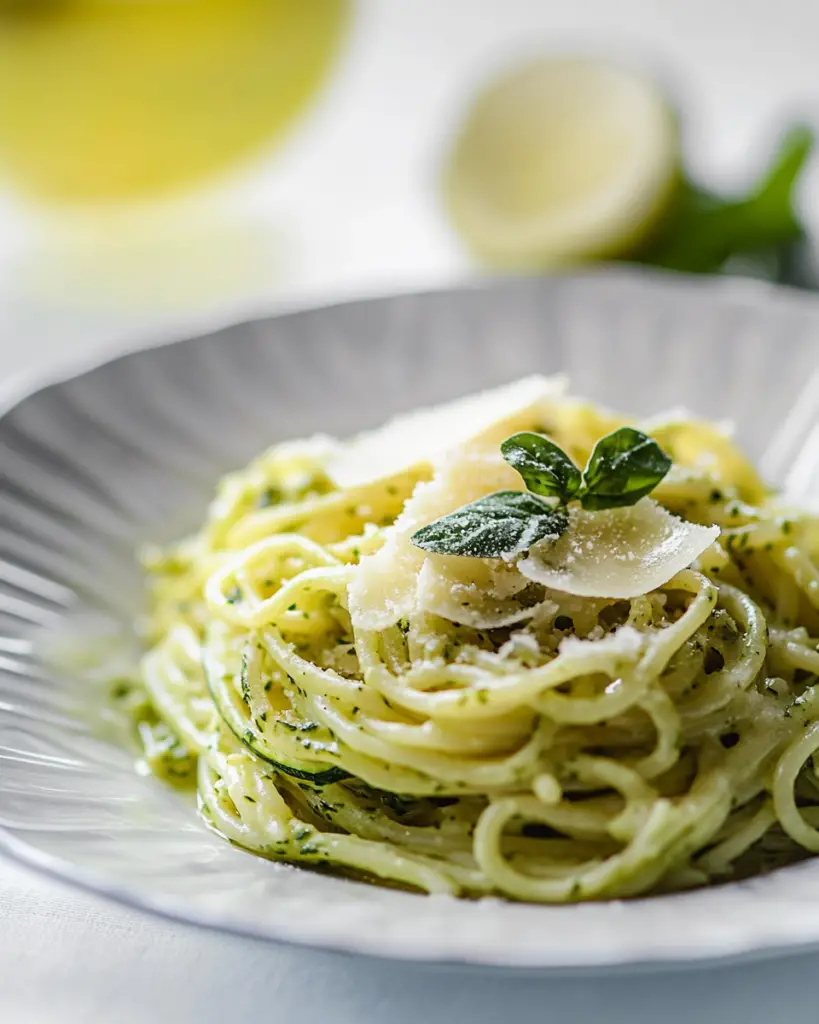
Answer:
[348,447,525,631]
[518,499,719,599]
[347,384,721,629]
[329,374,566,488]
[416,559,540,628]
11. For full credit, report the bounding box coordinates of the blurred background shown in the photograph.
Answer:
[0,0,818,384]
[3,4,819,1022]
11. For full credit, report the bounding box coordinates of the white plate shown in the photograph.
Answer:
[3,269,819,971]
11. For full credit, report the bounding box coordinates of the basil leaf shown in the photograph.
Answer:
[635,126,813,276]
[580,428,671,510]
[501,432,582,502]
[411,491,568,559]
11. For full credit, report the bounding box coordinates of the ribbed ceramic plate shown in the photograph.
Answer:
[5,270,819,971]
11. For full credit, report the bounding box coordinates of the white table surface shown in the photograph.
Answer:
[3,2,819,1021]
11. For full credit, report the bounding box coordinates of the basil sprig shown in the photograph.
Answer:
[410,426,671,559]
[500,433,582,501]
[411,491,568,559]
[579,427,672,510]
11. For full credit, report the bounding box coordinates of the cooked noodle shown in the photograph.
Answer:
[126,380,819,901]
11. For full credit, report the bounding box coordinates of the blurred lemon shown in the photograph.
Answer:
[0,0,348,202]
[443,57,680,267]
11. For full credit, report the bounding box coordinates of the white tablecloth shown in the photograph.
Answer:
[3,2,819,1021]
[6,855,819,1024]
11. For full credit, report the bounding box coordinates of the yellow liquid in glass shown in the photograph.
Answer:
[0,0,348,202]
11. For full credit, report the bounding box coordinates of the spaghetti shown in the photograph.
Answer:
[127,378,819,901]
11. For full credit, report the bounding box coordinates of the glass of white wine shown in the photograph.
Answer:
[0,0,349,328]
[0,0,348,200]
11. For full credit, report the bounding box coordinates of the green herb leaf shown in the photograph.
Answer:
[636,125,813,276]
[501,432,582,501]
[580,427,671,510]
[411,491,568,559]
